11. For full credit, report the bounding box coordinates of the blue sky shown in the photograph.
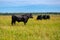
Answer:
[0,0,60,13]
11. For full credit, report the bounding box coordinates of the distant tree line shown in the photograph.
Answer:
[0,12,60,15]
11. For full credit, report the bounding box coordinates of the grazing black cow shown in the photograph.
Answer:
[11,13,33,25]
[43,15,50,19]
[37,15,42,20]
[47,15,50,19]
[37,15,50,20]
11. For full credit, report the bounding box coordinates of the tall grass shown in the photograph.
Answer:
[0,15,60,40]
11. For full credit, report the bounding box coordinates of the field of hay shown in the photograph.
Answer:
[0,15,60,40]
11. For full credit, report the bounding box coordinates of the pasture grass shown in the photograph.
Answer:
[0,15,60,40]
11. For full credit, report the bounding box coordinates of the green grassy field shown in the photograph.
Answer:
[0,15,60,40]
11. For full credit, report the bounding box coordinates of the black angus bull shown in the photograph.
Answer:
[37,15,42,20]
[11,14,33,25]
[37,15,50,20]
[43,15,50,19]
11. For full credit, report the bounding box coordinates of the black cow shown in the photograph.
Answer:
[47,15,50,19]
[11,13,33,25]
[43,15,50,19]
[37,15,42,20]
[37,15,50,20]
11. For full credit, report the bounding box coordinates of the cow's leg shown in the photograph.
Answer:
[11,20,14,25]
[11,21,13,25]
[13,21,16,24]
[24,19,28,25]
[24,21,27,25]
[11,20,16,25]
